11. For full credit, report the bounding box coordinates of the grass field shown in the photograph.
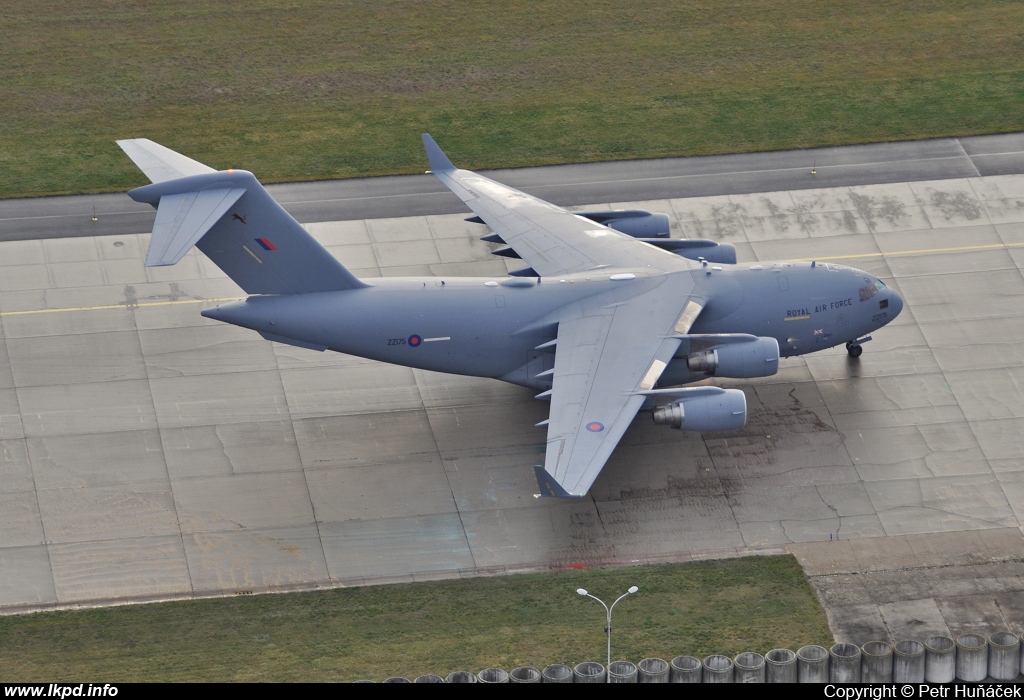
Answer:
[0,555,830,682]
[2,0,1023,197]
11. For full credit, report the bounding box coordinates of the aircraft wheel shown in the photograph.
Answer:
[847,343,863,358]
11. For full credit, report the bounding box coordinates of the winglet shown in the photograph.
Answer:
[422,134,456,173]
[533,466,580,499]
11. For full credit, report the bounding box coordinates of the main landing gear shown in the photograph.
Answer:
[846,335,872,358]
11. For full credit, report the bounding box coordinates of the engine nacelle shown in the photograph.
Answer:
[651,388,747,431]
[687,337,780,378]
[634,238,738,265]
[672,241,737,265]
[576,210,671,238]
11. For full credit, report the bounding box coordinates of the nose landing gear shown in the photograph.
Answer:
[846,335,872,358]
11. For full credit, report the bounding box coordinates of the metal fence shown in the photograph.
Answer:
[357,631,1023,682]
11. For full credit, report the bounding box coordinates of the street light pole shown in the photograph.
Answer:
[576,585,639,681]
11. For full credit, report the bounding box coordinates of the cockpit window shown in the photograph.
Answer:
[860,279,888,301]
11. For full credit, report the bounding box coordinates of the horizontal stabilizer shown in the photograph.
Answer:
[147,188,245,266]
[117,139,216,183]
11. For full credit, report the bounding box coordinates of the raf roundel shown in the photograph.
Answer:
[586,422,605,433]
[407,334,422,347]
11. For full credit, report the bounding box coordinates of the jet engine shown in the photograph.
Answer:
[651,387,747,431]
[575,210,671,238]
[639,238,737,265]
[575,211,739,264]
[577,212,738,264]
[686,336,779,378]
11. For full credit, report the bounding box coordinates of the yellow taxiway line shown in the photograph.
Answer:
[0,297,243,317]
[799,240,1024,262]
[0,240,1021,318]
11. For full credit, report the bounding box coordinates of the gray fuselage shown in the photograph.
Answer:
[204,259,903,390]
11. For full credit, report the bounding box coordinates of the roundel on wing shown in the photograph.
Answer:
[408,334,422,347]
[586,422,605,432]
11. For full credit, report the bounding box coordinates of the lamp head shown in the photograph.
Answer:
[628,586,639,594]
[576,588,588,596]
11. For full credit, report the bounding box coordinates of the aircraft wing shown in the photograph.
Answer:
[423,135,686,277]
[537,273,703,497]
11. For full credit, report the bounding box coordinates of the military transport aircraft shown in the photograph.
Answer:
[118,136,903,498]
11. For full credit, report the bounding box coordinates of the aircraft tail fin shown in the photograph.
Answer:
[119,140,367,294]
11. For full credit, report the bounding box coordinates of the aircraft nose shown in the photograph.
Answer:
[889,290,904,319]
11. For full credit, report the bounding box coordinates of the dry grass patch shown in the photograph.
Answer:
[3,0,1023,196]
[0,556,830,682]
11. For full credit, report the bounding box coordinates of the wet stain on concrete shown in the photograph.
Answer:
[849,192,909,230]
[928,190,984,221]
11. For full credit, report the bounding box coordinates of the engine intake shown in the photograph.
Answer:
[686,337,779,378]
[651,388,747,431]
